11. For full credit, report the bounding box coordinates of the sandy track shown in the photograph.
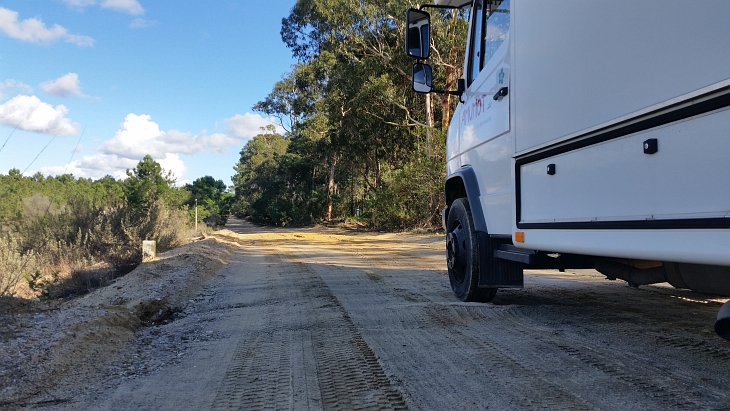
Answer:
[31,218,730,410]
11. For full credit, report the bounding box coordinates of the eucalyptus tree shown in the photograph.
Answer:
[241,0,469,227]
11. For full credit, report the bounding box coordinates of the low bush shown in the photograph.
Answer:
[0,156,198,298]
[0,234,40,297]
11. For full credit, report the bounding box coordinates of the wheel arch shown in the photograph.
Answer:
[445,166,488,233]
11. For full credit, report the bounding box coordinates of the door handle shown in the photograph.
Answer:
[493,87,508,101]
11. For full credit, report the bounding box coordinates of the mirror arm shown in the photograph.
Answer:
[431,89,463,96]
[419,2,471,11]
[431,79,466,97]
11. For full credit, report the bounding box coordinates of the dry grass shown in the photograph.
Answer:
[0,234,41,297]
[1,198,195,299]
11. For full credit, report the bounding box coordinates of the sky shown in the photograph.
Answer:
[0,0,296,187]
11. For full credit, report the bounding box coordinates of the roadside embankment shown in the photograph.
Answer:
[0,235,232,409]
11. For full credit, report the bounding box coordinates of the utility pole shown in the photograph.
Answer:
[195,198,198,233]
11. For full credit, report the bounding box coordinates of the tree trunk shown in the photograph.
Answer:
[312,167,316,190]
[375,157,382,189]
[425,93,434,157]
[442,67,453,129]
[442,9,461,130]
[326,156,337,221]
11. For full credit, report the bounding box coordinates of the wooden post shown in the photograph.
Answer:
[195,198,198,233]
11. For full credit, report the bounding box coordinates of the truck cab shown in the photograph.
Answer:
[406,0,730,340]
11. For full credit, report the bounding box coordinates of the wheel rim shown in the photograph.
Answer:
[446,222,468,283]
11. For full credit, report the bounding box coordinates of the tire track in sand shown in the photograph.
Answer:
[210,236,408,411]
[278,248,409,411]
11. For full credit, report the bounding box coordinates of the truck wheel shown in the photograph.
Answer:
[445,198,497,302]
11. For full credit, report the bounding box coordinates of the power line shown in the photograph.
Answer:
[22,132,59,175]
[8,127,85,288]
[0,119,24,155]
[63,126,86,175]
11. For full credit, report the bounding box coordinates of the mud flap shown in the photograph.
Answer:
[477,231,523,288]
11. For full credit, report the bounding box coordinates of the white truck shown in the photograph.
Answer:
[406,0,730,340]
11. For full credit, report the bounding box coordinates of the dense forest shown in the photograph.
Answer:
[0,156,232,298]
[231,0,468,228]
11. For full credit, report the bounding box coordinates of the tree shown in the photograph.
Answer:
[123,155,176,209]
[234,0,469,228]
[185,176,233,225]
[232,127,296,225]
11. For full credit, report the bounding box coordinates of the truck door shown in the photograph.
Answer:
[460,0,511,154]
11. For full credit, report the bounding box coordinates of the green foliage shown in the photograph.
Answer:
[234,0,466,229]
[185,176,233,226]
[123,154,181,210]
[233,127,326,226]
[23,270,58,298]
[365,140,446,229]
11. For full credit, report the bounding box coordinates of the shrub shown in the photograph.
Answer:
[121,199,191,254]
[2,198,192,298]
[0,158,197,298]
[0,234,40,297]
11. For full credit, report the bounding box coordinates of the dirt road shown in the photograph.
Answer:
[45,218,730,410]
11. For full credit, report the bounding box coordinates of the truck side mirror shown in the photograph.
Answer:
[412,63,433,93]
[406,9,431,59]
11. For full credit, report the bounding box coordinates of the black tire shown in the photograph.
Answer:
[445,198,498,302]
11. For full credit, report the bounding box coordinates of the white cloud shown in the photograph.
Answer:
[40,73,90,98]
[0,79,33,100]
[157,153,186,182]
[196,132,240,154]
[130,18,156,29]
[79,153,136,172]
[39,153,135,179]
[34,112,280,182]
[63,0,144,15]
[100,113,163,158]
[101,113,242,160]
[38,152,184,182]
[64,33,95,47]
[0,7,94,46]
[225,113,284,140]
[0,95,80,136]
[101,0,144,15]
[63,0,96,7]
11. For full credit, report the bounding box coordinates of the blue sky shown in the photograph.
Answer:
[0,0,296,186]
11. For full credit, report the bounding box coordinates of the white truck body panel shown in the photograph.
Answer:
[447,0,730,265]
[454,0,514,234]
[520,107,730,225]
[512,0,730,154]
[522,230,730,267]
